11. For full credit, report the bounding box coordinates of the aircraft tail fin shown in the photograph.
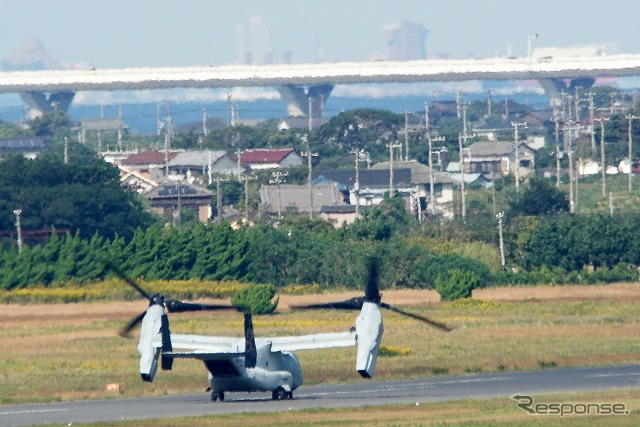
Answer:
[244,313,257,368]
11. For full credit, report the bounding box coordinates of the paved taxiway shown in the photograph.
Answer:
[2,364,639,426]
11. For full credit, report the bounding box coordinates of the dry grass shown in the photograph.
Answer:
[1,284,639,405]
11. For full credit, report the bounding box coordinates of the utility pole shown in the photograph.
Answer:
[458,133,466,222]
[626,114,639,192]
[270,171,288,219]
[227,94,234,126]
[551,115,561,187]
[165,101,172,148]
[425,103,445,217]
[13,209,22,253]
[404,110,409,161]
[64,136,69,164]
[386,141,402,195]
[487,89,492,116]
[215,177,222,224]
[301,140,318,220]
[308,97,313,133]
[234,149,243,181]
[595,117,609,197]
[461,104,471,219]
[177,180,182,228]
[202,108,208,136]
[118,103,123,152]
[563,121,580,213]
[575,158,580,212]
[351,149,367,217]
[164,131,170,176]
[511,121,527,195]
[244,174,250,223]
[207,151,213,185]
[355,150,361,217]
[496,211,505,268]
[574,86,582,125]
[588,92,596,151]
[610,91,617,115]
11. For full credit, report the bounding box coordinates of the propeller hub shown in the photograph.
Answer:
[150,294,165,307]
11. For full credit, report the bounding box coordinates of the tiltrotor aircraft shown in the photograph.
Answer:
[117,258,451,402]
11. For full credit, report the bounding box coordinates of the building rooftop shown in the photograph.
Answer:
[467,141,530,157]
[241,148,295,164]
[122,151,179,165]
[260,183,344,213]
[168,150,229,168]
[315,168,411,189]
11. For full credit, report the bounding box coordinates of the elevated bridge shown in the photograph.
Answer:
[3,54,640,118]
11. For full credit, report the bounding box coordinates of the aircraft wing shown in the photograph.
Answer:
[160,333,245,353]
[262,330,356,352]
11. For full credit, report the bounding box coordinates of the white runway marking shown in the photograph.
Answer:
[0,408,68,415]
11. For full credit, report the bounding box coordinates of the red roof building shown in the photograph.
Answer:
[122,151,179,166]
[239,148,303,170]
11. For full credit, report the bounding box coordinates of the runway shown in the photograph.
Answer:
[2,364,639,426]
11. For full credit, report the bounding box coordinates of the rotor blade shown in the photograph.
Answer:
[165,299,237,313]
[119,311,147,337]
[106,263,152,301]
[380,303,452,332]
[364,256,381,303]
[290,297,364,311]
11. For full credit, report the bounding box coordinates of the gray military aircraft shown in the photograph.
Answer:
[117,258,451,402]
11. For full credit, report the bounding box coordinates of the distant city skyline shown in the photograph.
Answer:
[2,1,640,69]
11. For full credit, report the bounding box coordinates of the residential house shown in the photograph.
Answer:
[259,183,345,216]
[314,168,413,208]
[465,140,536,177]
[0,137,52,159]
[121,150,179,181]
[371,160,456,218]
[319,204,358,227]
[168,150,243,182]
[144,182,214,223]
[240,148,303,170]
[120,168,159,193]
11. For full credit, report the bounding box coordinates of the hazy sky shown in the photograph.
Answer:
[2,0,640,69]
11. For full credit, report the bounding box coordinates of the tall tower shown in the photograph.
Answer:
[384,21,428,61]
[237,16,273,65]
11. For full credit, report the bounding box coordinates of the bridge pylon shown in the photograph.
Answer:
[20,91,75,119]
[277,84,333,117]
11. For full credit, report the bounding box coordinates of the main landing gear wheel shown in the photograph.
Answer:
[211,391,224,402]
[272,387,288,400]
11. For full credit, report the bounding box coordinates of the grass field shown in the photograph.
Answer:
[1,283,639,406]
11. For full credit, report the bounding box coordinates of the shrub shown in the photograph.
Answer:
[232,283,279,314]
[436,269,480,301]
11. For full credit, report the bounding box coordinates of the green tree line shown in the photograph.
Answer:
[0,196,491,291]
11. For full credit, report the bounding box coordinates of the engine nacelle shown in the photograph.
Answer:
[355,302,383,378]
[137,305,164,382]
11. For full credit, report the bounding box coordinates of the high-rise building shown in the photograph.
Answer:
[236,16,273,65]
[385,21,428,61]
